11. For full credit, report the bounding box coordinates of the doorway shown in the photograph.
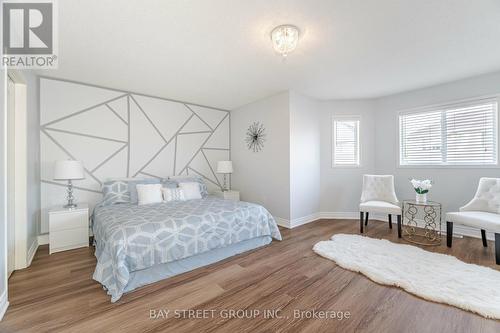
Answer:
[6,70,29,276]
[7,75,15,278]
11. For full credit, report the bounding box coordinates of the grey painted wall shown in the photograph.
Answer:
[231,92,291,220]
[290,91,321,220]
[374,71,500,215]
[318,71,500,216]
[319,99,376,213]
[231,91,322,223]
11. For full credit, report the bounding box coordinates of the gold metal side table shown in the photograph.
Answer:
[402,200,442,246]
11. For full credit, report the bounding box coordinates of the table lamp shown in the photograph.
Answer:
[216,161,233,191]
[53,160,85,208]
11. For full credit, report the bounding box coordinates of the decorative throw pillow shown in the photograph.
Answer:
[161,179,178,189]
[169,176,208,197]
[161,187,186,202]
[136,184,163,205]
[128,178,161,203]
[178,182,202,200]
[101,180,130,206]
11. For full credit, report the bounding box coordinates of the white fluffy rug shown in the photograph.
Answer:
[313,234,500,319]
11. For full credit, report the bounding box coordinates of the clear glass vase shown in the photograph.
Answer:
[416,193,427,203]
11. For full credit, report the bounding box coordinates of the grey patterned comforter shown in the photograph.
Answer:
[92,196,281,302]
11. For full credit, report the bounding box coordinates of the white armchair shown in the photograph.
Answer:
[359,174,402,237]
[446,177,500,265]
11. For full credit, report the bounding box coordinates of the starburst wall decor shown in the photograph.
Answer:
[245,121,266,152]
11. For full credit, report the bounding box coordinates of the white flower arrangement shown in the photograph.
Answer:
[410,179,432,194]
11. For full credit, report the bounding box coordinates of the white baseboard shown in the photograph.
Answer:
[318,212,358,219]
[0,290,9,321]
[27,238,38,267]
[319,211,390,221]
[274,216,291,228]
[276,212,388,229]
[290,213,321,228]
[276,211,492,241]
[274,213,322,229]
[319,211,492,241]
[38,234,49,245]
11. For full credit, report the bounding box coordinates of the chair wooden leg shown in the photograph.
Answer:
[360,212,364,233]
[495,233,500,265]
[365,212,369,226]
[397,215,402,238]
[481,229,488,247]
[388,214,392,229]
[447,222,453,248]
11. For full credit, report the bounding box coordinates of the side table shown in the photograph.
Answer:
[402,200,442,246]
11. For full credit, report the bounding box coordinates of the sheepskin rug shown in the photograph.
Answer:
[313,234,500,319]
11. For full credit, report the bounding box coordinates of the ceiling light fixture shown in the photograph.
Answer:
[270,25,300,58]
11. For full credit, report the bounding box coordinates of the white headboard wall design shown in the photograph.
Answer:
[40,77,230,234]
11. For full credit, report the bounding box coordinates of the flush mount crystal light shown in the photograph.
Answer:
[270,25,300,57]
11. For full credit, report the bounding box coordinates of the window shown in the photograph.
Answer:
[332,116,360,167]
[399,98,498,166]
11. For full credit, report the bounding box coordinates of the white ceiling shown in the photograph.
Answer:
[39,0,500,109]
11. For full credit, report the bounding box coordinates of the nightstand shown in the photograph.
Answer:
[213,190,240,201]
[49,204,90,254]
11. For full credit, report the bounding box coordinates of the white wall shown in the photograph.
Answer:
[319,100,376,213]
[231,92,291,220]
[289,91,321,220]
[374,71,500,216]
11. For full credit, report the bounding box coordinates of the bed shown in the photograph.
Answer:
[92,194,282,302]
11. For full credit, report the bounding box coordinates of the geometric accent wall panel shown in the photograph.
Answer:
[203,148,231,186]
[131,94,192,141]
[107,96,128,124]
[40,77,230,234]
[142,140,176,178]
[179,115,211,133]
[188,105,227,129]
[205,116,229,149]
[40,79,125,125]
[128,98,166,176]
[47,104,128,141]
[175,132,211,175]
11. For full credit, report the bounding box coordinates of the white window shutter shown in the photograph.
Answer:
[400,99,498,166]
[333,118,360,166]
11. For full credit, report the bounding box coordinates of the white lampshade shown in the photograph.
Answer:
[216,161,233,174]
[53,160,85,180]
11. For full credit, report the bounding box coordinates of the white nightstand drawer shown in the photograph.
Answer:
[49,228,89,254]
[49,210,88,232]
[213,190,240,201]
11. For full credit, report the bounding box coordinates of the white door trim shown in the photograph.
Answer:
[6,76,15,278]
[7,70,29,270]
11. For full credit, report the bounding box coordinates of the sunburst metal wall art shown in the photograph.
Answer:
[245,121,266,152]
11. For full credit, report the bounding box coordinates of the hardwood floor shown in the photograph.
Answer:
[1,219,499,333]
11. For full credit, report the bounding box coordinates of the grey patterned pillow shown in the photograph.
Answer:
[169,176,208,197]
[161,179,178,189]
[102,180,131,205]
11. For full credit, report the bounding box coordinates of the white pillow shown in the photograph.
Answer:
[179,182,202,200]
[162,187,186,202]
[136,184,163,205]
